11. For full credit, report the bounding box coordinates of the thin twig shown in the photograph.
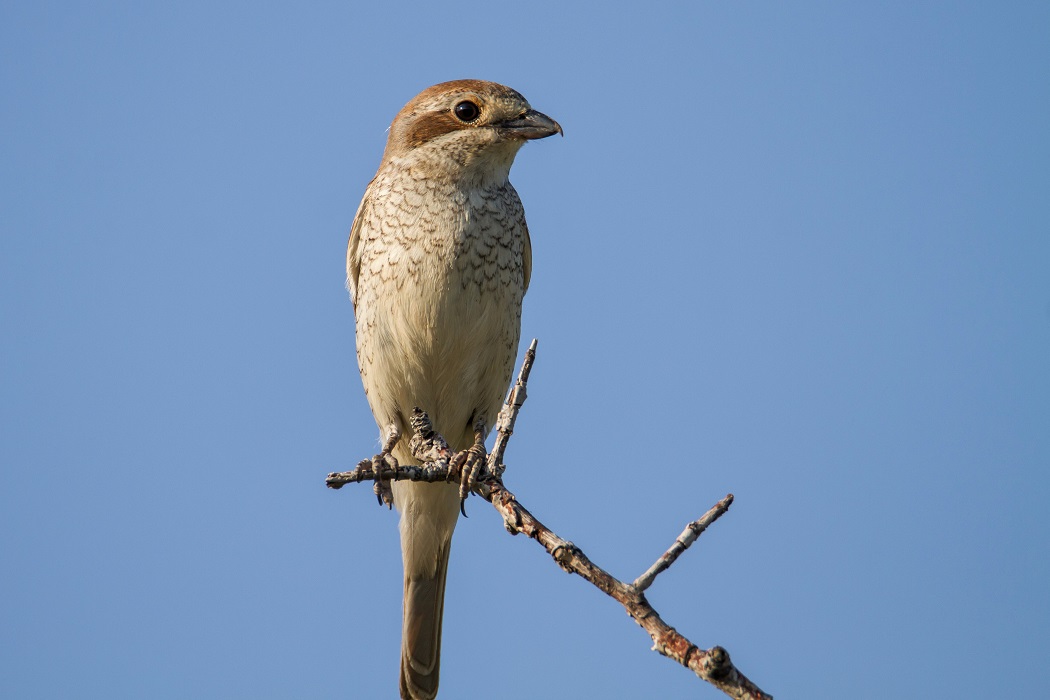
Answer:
[487,337,537,478]
[473,479,768,699]
[633,495,734,592]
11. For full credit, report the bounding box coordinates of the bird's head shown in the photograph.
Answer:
[380,79,561,183]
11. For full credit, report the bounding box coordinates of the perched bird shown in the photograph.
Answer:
[346,80,561,699]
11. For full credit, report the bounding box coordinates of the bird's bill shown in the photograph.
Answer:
[496,109,563,140]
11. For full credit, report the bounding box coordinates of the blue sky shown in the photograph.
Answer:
[2,2,1048,698]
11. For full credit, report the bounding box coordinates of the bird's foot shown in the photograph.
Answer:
[371,424,401,509]
[450,426,487,516]
[370,451,397,508]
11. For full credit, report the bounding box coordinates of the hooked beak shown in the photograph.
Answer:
[496,109,563,140]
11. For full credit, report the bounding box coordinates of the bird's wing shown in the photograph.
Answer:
[345,185,373,311]
[522,220,532,294]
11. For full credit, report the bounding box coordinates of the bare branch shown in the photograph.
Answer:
[633,494,734,591]
[472,481,768,699]
[325,343,772,700]
[488,337,537,477]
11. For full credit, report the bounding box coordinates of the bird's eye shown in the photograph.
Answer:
[453,100,480,123]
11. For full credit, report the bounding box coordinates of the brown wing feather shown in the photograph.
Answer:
[522,219,532,294]
[345,184,374,310]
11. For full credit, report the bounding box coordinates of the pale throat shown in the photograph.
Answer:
[414,135,524,189]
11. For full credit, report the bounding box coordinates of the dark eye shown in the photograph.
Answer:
[453,100,480,122]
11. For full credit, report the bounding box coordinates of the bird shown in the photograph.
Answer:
[345,80,561,699]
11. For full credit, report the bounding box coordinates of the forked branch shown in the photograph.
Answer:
[326,340,771,700]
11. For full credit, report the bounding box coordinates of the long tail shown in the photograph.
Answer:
[400,542,451,700]
[396,481,459,700]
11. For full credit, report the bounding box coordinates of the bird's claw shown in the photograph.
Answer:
[371,451,398,509]
[450,440,487,516]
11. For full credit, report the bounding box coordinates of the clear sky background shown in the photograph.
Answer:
[2,2,1048,698]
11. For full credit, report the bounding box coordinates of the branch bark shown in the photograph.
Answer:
[326,340,771,700]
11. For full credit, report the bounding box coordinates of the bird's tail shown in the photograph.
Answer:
[396,481,459,700]
[400,544,450,700]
